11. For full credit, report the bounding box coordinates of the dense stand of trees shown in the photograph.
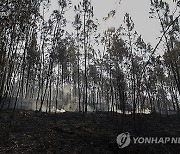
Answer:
[0,0,180,126]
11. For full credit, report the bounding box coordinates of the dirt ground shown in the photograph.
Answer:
[0,110,180,154]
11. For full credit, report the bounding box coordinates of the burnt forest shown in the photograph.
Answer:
[0,0,180,153]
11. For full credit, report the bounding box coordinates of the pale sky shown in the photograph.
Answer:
[44,0,178,51]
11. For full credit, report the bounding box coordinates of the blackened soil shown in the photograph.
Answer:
[0,110,180,154]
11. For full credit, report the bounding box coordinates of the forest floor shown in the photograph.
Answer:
[0,110,180,154]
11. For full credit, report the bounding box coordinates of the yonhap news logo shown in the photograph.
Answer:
[116,132,180,148]
[116,132,131,148]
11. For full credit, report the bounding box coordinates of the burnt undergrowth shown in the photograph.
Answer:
[0,110,180,154]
